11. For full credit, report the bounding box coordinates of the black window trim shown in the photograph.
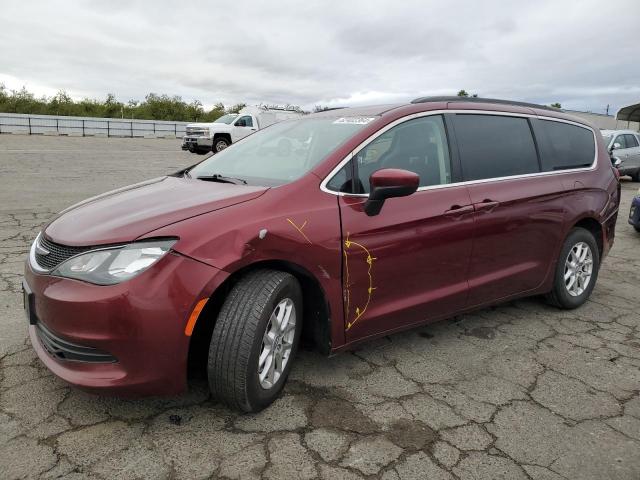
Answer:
[320,110,598,198]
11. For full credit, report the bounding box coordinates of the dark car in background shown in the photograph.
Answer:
[24,97,619,412]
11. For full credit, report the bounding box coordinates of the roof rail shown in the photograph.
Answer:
[410,96,561,112]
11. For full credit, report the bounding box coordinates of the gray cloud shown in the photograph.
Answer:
[0,0,638,113]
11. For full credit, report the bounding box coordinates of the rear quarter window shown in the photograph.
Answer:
[452,114,540,181]
[536,120,595,171]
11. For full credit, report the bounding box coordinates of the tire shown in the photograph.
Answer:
[213,137,230,153]
[631,170,640,182]
[208,269,302,412]
[634,226,640,233]
[545,227,600,309]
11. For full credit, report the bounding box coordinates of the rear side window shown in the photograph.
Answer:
[453,114,539,181]
[536,120,595,171]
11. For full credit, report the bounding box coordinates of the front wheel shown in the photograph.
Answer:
[546,227,600,309]
[213,137,230,153]
[208,270,302,412]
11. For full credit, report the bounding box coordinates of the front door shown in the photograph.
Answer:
[231,115,257,142]
[331,115,475,341]
[616,133,640,174]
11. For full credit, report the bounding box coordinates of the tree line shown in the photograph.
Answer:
[0,84,563,121]
[0,85,247,122]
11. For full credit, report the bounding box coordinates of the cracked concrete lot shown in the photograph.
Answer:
[1,135,640,480]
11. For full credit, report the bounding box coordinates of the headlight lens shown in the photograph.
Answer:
[52,239,176,285]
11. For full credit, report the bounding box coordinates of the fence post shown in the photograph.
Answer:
[174,123,177,136]
[107,121,110,137]
[153,122,156,134]
[28,117,32,135]
[131,121,133,138]
[82,120,85,137]
[56,118,59,133]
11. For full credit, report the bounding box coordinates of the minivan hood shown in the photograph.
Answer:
[44,176,268,246]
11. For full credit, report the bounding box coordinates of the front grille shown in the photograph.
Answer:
[36,321,117,363]
[35,236,91,270]
[186,128,207,136]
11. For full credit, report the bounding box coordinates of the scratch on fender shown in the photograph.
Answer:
[286,218,313,244]
[344,232,376,331]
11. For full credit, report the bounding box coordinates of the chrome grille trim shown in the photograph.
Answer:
[34,236,92,271]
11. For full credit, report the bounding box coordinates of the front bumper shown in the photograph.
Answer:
[24,251,228,396]
[181,136,212,151]
[629,196,640,228]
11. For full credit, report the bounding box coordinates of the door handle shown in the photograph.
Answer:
[474,199,500,212]
[444,204,474,216]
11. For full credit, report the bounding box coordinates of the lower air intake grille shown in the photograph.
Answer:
[36,321,117,363]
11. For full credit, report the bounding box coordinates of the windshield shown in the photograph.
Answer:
[214,114,239,124]
[189,116,377,186]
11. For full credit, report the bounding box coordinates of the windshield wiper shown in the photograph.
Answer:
[196,174,247,185]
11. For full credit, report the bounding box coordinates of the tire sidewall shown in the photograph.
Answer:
[553,228,600,308]
[245,277,303,410]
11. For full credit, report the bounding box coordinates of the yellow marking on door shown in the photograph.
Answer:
[343,232,376,331]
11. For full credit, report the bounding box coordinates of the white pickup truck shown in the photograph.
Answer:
[181,106,304,154]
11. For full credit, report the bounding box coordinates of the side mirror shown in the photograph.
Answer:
[611,142,621,151]
[613,157,622,167]
[235,120,247,127]
[364,168,419,216]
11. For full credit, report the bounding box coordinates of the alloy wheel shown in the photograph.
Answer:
[564,241,593,297]
[258,298,296,389]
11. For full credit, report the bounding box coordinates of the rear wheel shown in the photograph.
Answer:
[631,169,640,182]
[207,270,302,412]
[546,227,600,309]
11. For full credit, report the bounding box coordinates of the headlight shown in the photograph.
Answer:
[52,239,177,285]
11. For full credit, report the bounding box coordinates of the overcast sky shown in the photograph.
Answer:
[1,0,638,114]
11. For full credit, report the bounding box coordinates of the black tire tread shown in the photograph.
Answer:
[208,269,293,411]
[545,227,599,309]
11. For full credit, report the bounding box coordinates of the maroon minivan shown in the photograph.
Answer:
[23,97,620,411]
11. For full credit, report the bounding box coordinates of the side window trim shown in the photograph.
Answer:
[320,110,598,197]
[527,118,544,172]
[442,113,463,183]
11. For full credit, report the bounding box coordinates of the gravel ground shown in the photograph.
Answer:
[1,135,640,480]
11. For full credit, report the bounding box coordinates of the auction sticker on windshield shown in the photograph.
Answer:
[333,117,376,125]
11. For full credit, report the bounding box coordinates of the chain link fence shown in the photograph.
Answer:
[0,113,189,138]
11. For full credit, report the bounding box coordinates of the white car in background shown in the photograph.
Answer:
[602,129,640,181]
[182,106,304,154]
